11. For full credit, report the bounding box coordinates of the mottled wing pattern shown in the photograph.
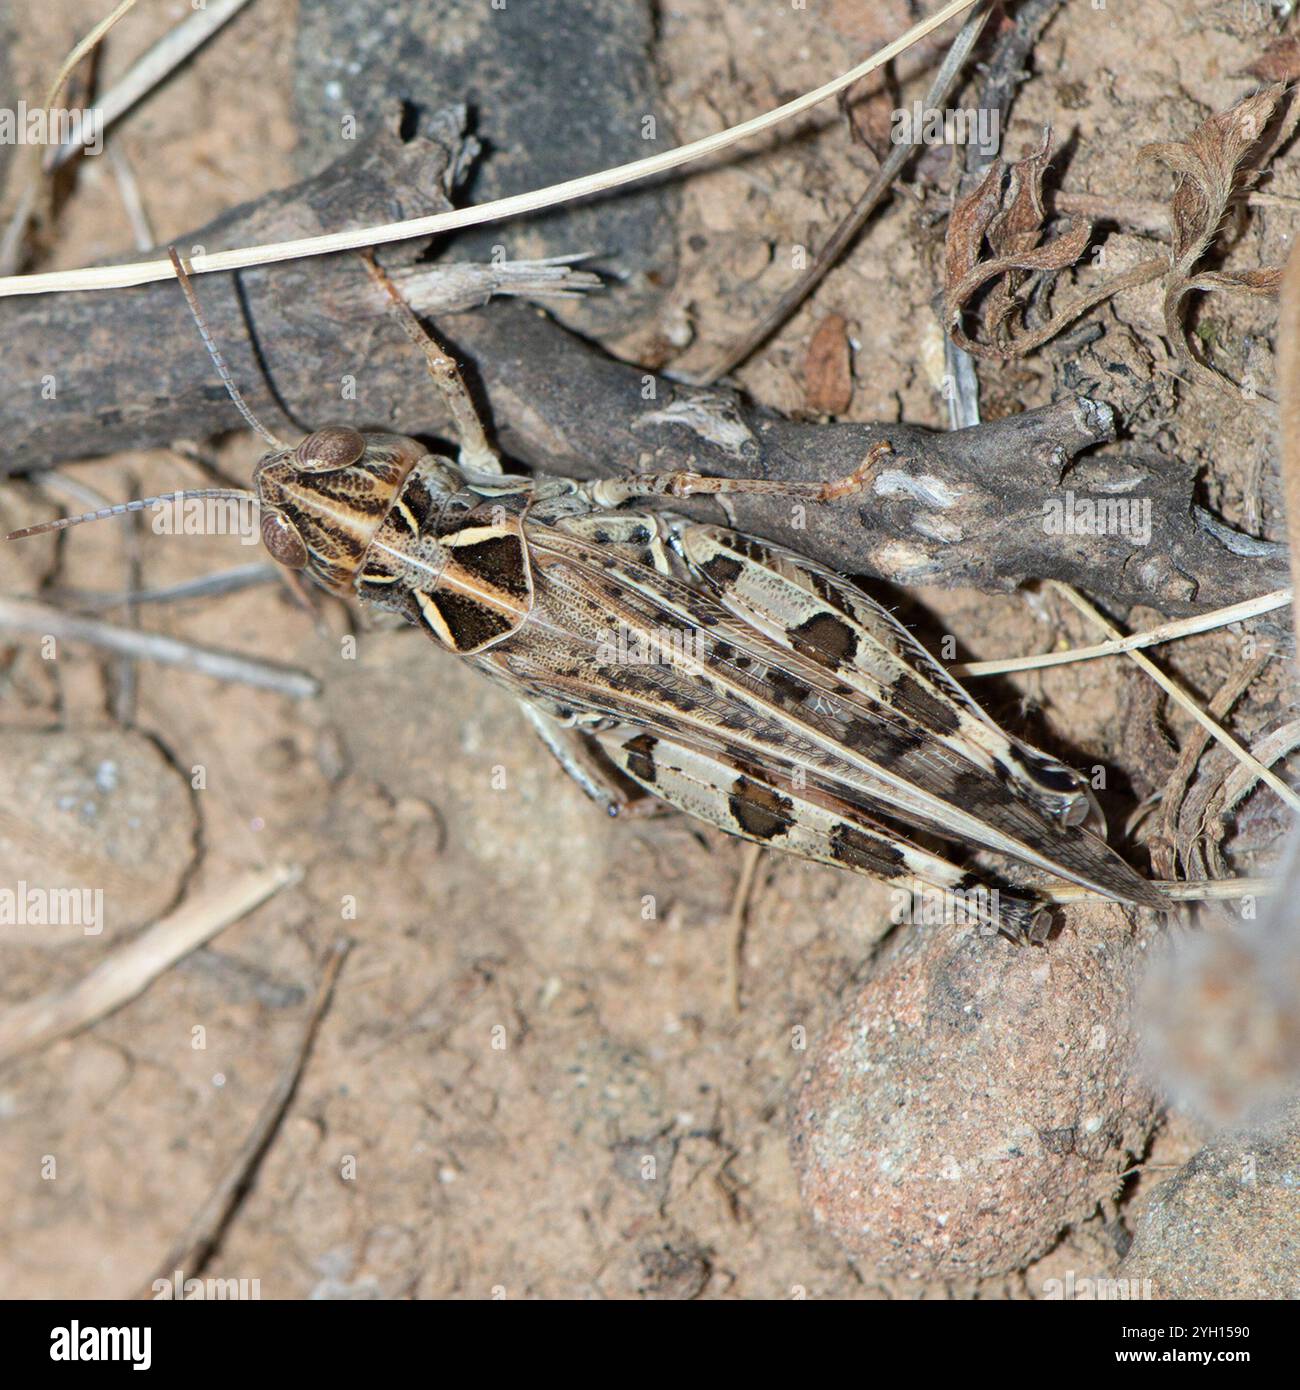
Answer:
[677,524,1097,827]
[484,518,1162,909]
[592,723,1045,938]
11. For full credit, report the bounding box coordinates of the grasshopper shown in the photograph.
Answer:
[8,250,1166,941]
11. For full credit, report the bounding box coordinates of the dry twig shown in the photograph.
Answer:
[0,595,319,698]
[0,1,982,297]
[1051,582,1300,816]
[136,938,350,1298]
[956,588,1292,677]
[0,864,301,1068]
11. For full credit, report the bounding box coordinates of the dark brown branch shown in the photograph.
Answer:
[0,115,1284,616]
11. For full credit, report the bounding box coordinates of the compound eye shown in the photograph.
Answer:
[261,510,308,570]
[296,426,366,472]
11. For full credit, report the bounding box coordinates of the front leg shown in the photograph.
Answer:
[361,251,502,479]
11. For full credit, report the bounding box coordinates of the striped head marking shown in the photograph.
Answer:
[254,427,427,594]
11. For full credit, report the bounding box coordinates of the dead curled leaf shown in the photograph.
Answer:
[1140,83,1296,395]
[943,130,1096,359]
[943,92,1297,373]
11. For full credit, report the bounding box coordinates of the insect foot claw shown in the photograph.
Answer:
[1027,907,1054,946]
[996,897,1053,945]
[818,441,894,501]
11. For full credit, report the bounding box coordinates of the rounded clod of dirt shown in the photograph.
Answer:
[788,913,1158,1280]
[1118,1101,1300,1299]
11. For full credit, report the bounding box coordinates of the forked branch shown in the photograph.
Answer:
[0,116,1285,616]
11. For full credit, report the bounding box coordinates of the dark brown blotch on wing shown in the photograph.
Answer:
[829,823,905,877]
[422,589,515,650]
[766,667,812,707]
[728,776,794,840]
[895,676,964,735]
[839,717,925,768]
[622,733,659,784]
[789,611,859,669]
[701,553,744,587]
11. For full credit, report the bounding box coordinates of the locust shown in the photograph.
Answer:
[8,250,1167,942]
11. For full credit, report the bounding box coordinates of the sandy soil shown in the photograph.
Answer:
[0,0,1294,1298]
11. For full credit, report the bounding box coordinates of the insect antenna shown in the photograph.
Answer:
[167,246,287,449]
[5,489,258,542]
[5,252,283,545]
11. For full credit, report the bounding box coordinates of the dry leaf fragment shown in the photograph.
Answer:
[981,132,1059,343]
[1243,34,1300,84]
[803,313,854,415]
[944,158,1006,295]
